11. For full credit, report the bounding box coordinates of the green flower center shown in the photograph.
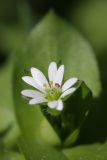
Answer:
[45,83,62,101]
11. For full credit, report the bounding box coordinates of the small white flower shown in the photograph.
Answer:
[21,62,78,111]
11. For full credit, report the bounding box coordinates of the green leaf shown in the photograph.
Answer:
[0,60,20,148]
[69,1,107,53]
[14,11,101,95]
[63,142,107,160]
[0,1,35,53]
[0,60,13,110]
[0,151,25,160]
[19,138,68,160]
[13,11,101,158]
[56,19,101,97]
[43,81,92,146]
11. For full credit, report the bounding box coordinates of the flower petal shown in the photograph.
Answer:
[48,100,58,109]
[62,77,78,92]
[31,67,49,87]
[21,89,44,98]
[29,97,47,105]
[61,87,76,98]
[57,99,63,111]
[22,76,44,92]
[48,62,57,82]
[54,65,64,86]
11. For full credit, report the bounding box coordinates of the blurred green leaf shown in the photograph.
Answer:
[0,151,25,160]
[19,138,68,160]
[0,25,28,53]
[68,0,107,53]
[0,59,20,148]
[0,60,13,110]
[57,17,101,97]
[0,1,35,53]
[0,107,13,133]
[63,142,107,160]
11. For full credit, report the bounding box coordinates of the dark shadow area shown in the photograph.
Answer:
[0,49,9,68]
[27,0,82,18]
[75,50,107,145]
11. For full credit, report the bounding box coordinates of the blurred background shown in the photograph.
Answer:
[0,0,107,156]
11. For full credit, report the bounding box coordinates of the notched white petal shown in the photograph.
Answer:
[22,76,37,88]
[21,89,43,98]
[57,99,63,111]
[48,100,58,109]
[31,67,49,87]
[61,87,76,98]
[48,62,57,82]
[54,65,64,86]
[22,76,44,92]
[22,76,34,85]
[62,77,78,92]
[29,97,47,105]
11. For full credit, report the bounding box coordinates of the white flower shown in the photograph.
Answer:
[21,62,78,111]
